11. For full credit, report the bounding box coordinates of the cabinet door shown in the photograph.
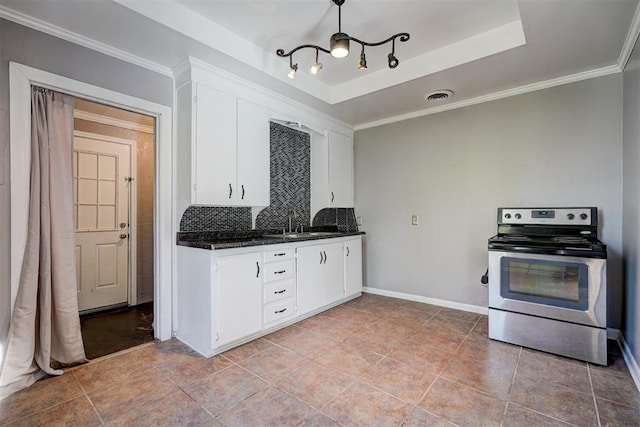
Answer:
[237,98,270,206]
[327,131,354,207]
[345,238,363,297]
[323,242,346,305]
[195,83,237,205]
[296,245,325,316]
[216,252,263,346]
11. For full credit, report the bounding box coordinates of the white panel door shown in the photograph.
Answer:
[195,83,237,205]
[237,98,270,206]
[322,242,346,305]
[74,135,131,312]
[327,131,354,207]
[217,252,263,345]
[344,238,363,297]
[296,244,325,316]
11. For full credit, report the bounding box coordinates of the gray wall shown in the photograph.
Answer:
[623,39,640,370]
[0,18,173,359]
[355,74,624,328]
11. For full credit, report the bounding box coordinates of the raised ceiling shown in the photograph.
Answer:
[1,0,638,127]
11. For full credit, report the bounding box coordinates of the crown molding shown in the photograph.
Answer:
[74,109,155,134]
[354,64,621,131]
[618,0,640,71]
[0,5,173,77]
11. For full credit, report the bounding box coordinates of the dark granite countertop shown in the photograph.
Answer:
[177,226,365,250]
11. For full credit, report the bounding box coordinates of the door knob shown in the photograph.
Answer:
[119,233,128,239]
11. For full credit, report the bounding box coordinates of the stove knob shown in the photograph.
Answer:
[580,213,588,220]
[567,213,575,220]
[504,213,511,219]
[514,213,522,219]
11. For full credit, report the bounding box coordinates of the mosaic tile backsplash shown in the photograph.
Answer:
[180,206,252,232]
[313,208,359,232]
[179,122,358,233]
[255,123,311,230]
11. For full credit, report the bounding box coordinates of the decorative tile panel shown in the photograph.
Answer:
[180,206,252,232]
[255,123,311,231]
[313,208,359,232]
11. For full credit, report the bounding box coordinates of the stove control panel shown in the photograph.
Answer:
[498,208,595,226]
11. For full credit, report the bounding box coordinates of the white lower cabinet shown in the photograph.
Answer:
[262,249,295,328]
[216,252,263,345]
[296,241,345,316]
[176,235,363,357]
[345,238,363,297]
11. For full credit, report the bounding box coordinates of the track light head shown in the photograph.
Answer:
[288,63,298,79]
[388,52,399,69]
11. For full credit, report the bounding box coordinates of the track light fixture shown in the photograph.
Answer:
[277,0,409,78]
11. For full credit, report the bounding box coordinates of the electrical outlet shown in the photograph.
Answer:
[412,215,419,225]
[356,216,363,226]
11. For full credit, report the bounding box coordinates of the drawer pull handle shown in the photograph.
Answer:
[346,247,350,257]
[241,184,245,199]
[274,289,286,294]
[274,253,286,256]
[275,308,287,314]
[229,183,233,199]
[274,270,286,274]
[256,262,260,278]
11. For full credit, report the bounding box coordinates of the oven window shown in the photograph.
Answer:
[500,257,588,310]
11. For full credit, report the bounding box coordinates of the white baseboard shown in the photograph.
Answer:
[362,286,488,315]
[619,333,640,393]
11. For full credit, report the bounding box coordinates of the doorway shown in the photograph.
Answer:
[9,62,174,357]
[73,99,156,358]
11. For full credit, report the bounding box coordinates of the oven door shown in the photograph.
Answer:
[488,250,606,328]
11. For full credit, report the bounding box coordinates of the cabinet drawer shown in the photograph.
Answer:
[264,260,294,282]
[264,280,294,304]
[264,298,295,325]
[264,248,294,262]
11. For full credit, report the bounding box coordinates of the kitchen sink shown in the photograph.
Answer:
[263,231,342,239]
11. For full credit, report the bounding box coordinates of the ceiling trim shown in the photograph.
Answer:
[617,0,640,71]
[113,0,332,103]
[74,109,155,134]
[331,20,526,104]
[0,5,173,77]
[354,65,620,131]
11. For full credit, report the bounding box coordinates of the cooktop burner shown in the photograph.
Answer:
[488,207,606,258]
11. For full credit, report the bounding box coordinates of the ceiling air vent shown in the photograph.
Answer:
[425,89,454,102]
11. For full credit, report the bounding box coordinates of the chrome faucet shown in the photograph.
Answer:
[288,209,298,233]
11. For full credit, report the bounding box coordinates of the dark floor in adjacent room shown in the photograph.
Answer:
[80,302,155,360]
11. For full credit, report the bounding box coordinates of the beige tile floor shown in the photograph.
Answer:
[1,293,639,426]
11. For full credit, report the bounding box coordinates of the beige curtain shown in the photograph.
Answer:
[0,87,87,400]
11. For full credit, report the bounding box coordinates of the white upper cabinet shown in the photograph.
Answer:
[180,81,270,207]
[194,83,237,204]
[237,98,270,206]
[327,131,354,207]
[311,130,355,215]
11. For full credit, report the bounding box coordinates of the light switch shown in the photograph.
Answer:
[412,215,419,225]
[356,216,363,226]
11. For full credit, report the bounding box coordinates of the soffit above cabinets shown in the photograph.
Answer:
[1,0,638,127]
